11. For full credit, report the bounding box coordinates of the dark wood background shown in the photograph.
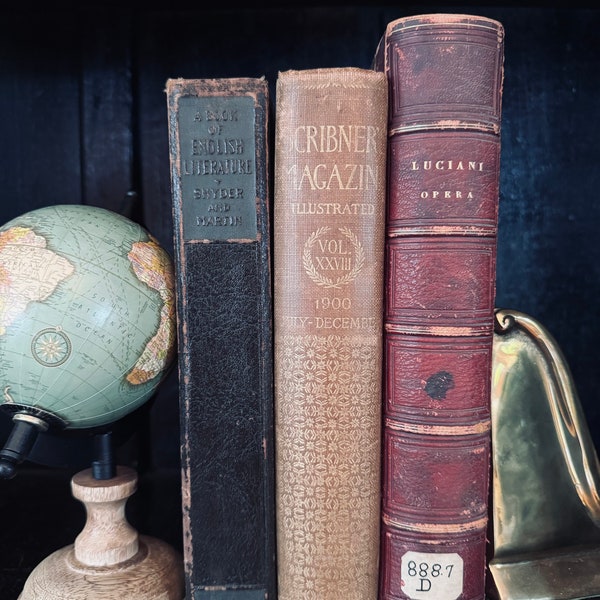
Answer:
[1,4,598,598]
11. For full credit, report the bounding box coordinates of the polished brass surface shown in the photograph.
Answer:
[489,308,600,600]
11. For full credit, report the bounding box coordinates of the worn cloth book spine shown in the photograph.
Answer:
[166,77,277,600]
[273,67,388,599]
[373,14,505,600]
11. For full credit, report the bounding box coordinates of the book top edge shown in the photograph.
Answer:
[386,13,504,36]
[278,67,382,77]
[165,76,268,95]
[277,67,386,85]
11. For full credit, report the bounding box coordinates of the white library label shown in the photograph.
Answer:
[401,551,464,600]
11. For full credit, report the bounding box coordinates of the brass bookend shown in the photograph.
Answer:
[489,308,600,600]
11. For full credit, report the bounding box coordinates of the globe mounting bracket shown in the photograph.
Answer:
[0,404,67,479]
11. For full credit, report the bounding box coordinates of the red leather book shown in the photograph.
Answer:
[373,14,505,600]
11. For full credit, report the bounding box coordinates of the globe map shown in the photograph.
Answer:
[0,204,176,430]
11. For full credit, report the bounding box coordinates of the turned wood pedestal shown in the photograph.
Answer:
[18,465,184,600]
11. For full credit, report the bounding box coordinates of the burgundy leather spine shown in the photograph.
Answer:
[374,14,505,600]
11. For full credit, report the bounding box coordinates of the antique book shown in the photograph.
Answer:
[373,14,505,600]
[273,67,388,599]
[166,77,277,600]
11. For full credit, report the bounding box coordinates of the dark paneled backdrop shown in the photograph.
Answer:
[0,5,598,597]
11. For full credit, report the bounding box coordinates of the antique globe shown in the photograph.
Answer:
[0,204,177,478]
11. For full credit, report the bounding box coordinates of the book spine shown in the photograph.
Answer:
[273,68,388,599]
[374,14,504,600]
[166,77,277,600]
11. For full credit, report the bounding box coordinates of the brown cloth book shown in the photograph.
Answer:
[373,14,505,600]
[273,67,388,599]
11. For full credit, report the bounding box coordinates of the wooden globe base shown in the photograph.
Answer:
[18,466,184,600]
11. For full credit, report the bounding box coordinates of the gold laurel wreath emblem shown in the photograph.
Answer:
[302,226,365,289]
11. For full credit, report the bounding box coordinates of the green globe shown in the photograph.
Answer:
[0,204,176,465]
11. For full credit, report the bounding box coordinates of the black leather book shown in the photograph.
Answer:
[166,77,276,600]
